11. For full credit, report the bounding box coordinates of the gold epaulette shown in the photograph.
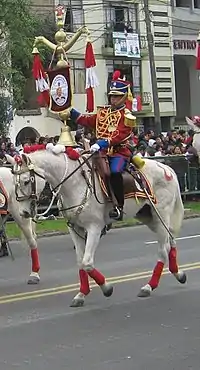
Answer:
[124,108,137,128]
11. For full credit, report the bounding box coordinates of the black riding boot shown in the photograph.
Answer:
[0,241,8,257]
[109,173,124,221]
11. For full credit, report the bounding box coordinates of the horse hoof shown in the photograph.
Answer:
[27,276,40,285]
[70,299,85,308]
[137,286,152,298]
[178,272,187,284]
[101,283,114,297]
[27,272,40,285]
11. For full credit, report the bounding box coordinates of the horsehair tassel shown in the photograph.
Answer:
[112,70,121,80]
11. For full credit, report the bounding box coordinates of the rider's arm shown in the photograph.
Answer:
[70,108,96,129]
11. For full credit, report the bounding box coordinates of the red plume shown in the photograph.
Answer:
[112,70,121,80]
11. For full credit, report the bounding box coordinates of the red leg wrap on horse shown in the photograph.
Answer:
[31,248,40,273]
[87,268,105,286]
[169,246,178,273]
[79,269,90,295]
[148,261,164,289]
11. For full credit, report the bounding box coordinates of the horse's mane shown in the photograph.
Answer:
[23,144,81,161]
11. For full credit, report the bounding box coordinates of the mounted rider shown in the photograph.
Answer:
[70,71,145,221]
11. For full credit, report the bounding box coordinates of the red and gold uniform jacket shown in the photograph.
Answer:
[71,105,136,157]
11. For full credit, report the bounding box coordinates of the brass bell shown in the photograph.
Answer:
[58,126,76,147]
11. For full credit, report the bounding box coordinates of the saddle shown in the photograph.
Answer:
[92,152,156,203]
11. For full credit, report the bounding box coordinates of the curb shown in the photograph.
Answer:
[8,212,200,242]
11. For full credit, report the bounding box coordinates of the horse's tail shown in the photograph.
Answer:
[170,182,184,238]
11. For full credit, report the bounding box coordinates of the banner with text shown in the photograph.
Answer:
[113,32,140,58]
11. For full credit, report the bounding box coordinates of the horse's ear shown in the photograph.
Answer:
[185,116,195,128]
[5,154,15,166]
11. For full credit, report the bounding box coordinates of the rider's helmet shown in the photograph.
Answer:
[108,70,130,96]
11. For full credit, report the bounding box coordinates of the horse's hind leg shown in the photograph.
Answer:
[11,207,40,284]
[138,215,170,297]
[168,240,187,284]
[68,226,90,308]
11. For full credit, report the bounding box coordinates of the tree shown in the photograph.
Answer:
[0,95,11,134]
[0,0,56,112]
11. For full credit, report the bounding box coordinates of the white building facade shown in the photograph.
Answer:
[10,0,178,143]
[171,0,200,126]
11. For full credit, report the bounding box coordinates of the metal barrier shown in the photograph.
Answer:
[150,155,200,197]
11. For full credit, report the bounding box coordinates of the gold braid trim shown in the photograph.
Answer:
[96,108,121,139]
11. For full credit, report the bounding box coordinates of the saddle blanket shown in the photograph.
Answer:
[98,163,156,204]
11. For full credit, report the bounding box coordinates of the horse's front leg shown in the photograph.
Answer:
[168,241,187,284]
[12,210,40,284]
[68,226,90,308]
[81,224,114,300]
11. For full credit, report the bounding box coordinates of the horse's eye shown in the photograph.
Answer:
[24,180,30,186]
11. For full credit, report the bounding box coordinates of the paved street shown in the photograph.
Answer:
[0,218,200,369]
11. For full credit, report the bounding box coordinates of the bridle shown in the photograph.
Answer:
[13,161,46,218]
[12,151,99,220]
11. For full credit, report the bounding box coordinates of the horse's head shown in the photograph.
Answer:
[185,116,200,156]
[6,153,46,219]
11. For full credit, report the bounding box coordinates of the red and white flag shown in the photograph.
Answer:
[85,41,99,112]
[32,51,50,106]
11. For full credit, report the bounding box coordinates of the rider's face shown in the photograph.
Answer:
[110,95,123,107]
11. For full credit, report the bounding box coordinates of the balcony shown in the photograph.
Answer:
[137,92,152,114]
[102,30,148,58]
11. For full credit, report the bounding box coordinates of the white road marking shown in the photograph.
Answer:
[145,234,200,245]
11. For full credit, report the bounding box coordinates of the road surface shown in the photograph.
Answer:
[0,218,200,369]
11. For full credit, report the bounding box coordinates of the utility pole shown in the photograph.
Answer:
[143,0,162,134]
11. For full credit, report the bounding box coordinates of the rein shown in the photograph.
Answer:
[51,151,96,193]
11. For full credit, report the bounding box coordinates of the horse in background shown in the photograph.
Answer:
[0,165,41,284]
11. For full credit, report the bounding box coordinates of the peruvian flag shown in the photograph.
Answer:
[132,96,142,112]
[32,51,50,107]
[85,41,99,112]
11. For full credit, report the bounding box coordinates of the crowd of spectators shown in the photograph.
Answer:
[1,126,200,196]
[129,128,195,158]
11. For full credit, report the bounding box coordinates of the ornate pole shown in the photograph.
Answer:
[32,4,89,146]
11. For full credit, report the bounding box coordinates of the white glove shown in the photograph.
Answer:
[90,143,100,153]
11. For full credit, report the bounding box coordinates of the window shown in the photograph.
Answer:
[194,0,200,8]
[157,77,171,83]
[175,0,191,7]
[154,42,170,47]
[63,0,84,32]
[69,59,85,94]
[106,59,141,95]
[104,3,137,33]
[156,67,171,72]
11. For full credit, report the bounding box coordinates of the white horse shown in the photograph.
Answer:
[7,147,186,307]
[0,164,41,284]
[186,116,200,156]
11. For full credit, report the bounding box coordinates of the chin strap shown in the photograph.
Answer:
[111,93,128,109]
